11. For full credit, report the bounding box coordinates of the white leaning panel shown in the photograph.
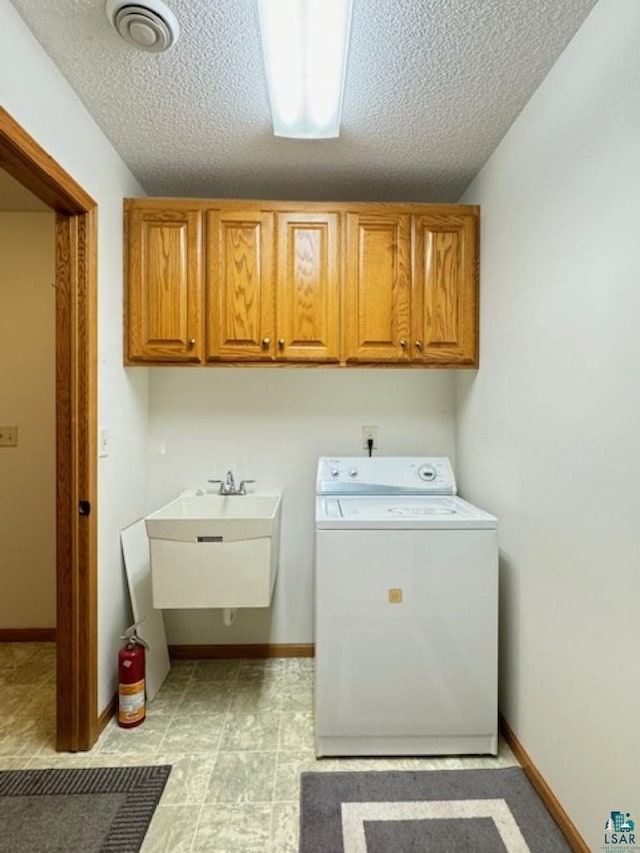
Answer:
[121,519,171,702]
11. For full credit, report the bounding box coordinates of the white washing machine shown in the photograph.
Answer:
[314,456,498,757]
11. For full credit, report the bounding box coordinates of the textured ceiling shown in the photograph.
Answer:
[9,0,598,202]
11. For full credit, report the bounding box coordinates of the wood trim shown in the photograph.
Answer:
[0,110,94,214]
[0,628,57,642]
[0,108,98,752]
[97,693,118,737]
[169,643,315,660]
[500,715,588,852]
[124,197,480,217]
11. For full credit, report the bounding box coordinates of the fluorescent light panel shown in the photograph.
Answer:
[258,0,353,139]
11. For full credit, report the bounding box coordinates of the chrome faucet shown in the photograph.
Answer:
[208,470,256,495]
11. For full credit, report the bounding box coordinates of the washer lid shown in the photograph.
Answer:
[316,495,497,529]
[316,456,456,495]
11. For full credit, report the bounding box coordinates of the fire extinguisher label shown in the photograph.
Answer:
[118,679,145,724]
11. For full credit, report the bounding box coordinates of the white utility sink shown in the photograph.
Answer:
[145,491,282,609]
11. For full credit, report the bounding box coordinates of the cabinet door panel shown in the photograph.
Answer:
[277,213,340,361]
[344,213,411,362]
[127,208,202,362]
[206,210,274,361]
[412,213,478,365]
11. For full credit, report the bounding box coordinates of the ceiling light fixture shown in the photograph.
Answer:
[257,0,353,139]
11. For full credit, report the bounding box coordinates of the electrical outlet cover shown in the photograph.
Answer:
[362,425,378,449]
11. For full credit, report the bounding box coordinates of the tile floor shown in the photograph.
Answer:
[0,643,518,852]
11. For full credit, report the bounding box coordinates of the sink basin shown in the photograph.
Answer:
[146,493,281,542]
[145,491,282,609]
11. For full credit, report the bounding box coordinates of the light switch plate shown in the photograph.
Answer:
[0,426,18,447]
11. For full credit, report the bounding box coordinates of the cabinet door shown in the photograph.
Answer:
[206,210,274,361]
[276,212,340,362]
[344,213,411,362]
[412,212,478,365]
[126,207,203,362]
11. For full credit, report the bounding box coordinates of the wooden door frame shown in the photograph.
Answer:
[0,108,98,751]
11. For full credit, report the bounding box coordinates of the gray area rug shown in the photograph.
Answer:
[300,767,571,852]
[0,764,171,853]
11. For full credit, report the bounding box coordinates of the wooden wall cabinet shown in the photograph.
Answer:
[412,211,477,365]
[205,209,341,363]
[344,211,411,363]
[124,199,479,368]
[206,209,275,362]
[276,212,340,363]
[125,206,203,363]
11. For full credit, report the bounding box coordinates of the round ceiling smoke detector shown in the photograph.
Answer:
[106,0,180,53]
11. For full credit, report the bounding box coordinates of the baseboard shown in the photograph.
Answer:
[98,693,117,736]
[0,628,56,642]
[169,643,315,659]
[499,714,588,852]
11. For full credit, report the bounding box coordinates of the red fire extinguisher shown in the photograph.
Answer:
[118,622,149,729]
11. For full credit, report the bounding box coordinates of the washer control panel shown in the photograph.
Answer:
[316,457,456,495]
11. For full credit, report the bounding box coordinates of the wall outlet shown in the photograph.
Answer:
[0,425,18,447]
[362,425,378,450]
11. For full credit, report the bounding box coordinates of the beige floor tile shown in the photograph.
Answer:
[0,685,31,717]
[274,681,314,712]
[176,681,235,714]
[193,803,272,853]
[191,659,241,683]
[238,658,289,681]
[145,680,187,717]
[21,683,56,718]
[154,753,218,805]
[205,751,277,804]
[94,716,171,756]
[0,716,56,757]
[140,803,200,853]
[27,754,95,769]
[219,711,281,752]
[279,711,314,751]
[228,681,283,714]
[0,757,32,770]
[271,801,299,853]
[275,750,338,802]
[0,643,42,669]
[158,712,225,754]
[163,660,197,683]
[89,754,164,768]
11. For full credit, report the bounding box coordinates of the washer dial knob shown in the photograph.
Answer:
[418,464,436,482]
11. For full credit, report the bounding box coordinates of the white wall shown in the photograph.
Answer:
[0,4,149,711]
[0,212,55,627]
[147,368,456,643]
[456,1,640,848]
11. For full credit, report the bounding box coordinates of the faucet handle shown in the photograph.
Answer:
[207,479,223,494]
[239,479,256,495]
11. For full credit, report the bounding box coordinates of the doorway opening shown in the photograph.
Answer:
[0,108,98,751]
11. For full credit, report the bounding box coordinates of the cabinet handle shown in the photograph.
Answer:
[400,339,408,348]
[415,340,424,351]
[262,337,271,348]
[188,338,196,347]
[278,338,285,349]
